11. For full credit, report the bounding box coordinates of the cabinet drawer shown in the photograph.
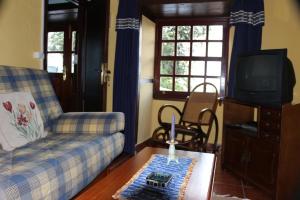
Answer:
[260,120,281,131]
[260,131,280,141]
[260,108,281,120]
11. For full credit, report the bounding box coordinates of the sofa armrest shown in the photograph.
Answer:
[52,112,125,134]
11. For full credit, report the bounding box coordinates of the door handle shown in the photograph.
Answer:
[101,63,111,85]
[63,65,67,81]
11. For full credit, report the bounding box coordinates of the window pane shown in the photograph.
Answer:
[192,42,206,57]
[177,42,190,56]
[175,77,188,92]
[47,53,63,73]
[162,26,175,40]
[160,77,173,91]
[191,61,205,75]
[160,60,173,75]
[191,78,204,92]
[177,26,191,40]
[206,78,220,93]
[47,32,64,51]
[175,61,189,75]
[207,61,221,76]
[193,26,207,40]
[208,25,223,40]
[72,31,77,51]
[72,53,78,74]
[208,42,222,57]
[162,42,175,56]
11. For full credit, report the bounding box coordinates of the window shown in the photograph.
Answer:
[46,28,77,74]
[47,31,64,73]
[154,19,229,100]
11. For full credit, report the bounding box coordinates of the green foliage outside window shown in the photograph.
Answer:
[158,23,225,96]
[48,32,64,51]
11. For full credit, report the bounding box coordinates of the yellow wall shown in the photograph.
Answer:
[0,0,43,69]
[106,0,119,111]
[262,0,300,103]
[137,16,155,144]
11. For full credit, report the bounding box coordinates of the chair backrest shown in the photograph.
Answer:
[0,66,63,131]
[181,83,218,125]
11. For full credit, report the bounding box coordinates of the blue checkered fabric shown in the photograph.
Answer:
[52,112,125,135]
[0,66,63,131]
[0,132,125,200]
[0,65,126,199]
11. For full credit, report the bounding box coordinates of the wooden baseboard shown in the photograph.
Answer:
[135,138,152,153]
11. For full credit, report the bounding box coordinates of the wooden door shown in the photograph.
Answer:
[78,0,108,111]
[46,24,78,112]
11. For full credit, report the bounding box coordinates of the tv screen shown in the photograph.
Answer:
[232,49,296,107]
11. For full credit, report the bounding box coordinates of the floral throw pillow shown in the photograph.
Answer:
[0,92,46,151]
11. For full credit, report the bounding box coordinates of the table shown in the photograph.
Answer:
[75,147,216,200]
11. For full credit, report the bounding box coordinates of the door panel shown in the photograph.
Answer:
[46,26,76,112]
[82,0,107,111]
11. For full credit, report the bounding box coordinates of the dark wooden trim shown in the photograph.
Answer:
[48,3,77,11]
[102,0,110,111]
[43,0,48,71]
[76,0,88,111]
[141,0,229,3]
[135,138,152,153]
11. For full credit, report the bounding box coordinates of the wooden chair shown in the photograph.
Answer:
[151,83,219,153]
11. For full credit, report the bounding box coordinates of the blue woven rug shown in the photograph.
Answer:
[113,154,196,200]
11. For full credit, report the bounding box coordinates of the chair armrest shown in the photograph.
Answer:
[197,108,219,152]
[52,112,125,134]
[158,104,182,126]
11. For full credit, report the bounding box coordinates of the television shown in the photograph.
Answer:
[232,49,296,107]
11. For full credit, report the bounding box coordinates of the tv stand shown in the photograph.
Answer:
[221,98,300,199]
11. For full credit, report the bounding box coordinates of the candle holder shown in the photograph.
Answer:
[166,140,179,164]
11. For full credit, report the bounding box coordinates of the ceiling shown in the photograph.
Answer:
[140,0,232,21]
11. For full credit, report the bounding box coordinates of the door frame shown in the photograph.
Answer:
[43,0,109,112]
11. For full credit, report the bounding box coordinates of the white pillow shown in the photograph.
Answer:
[0,92,46,151]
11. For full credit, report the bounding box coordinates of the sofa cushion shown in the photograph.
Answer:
[0,92,46,151]
[52,112,125,134]
[0,66,63,131]
[0,132,125,200]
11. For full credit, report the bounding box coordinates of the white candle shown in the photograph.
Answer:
[170,114,175,142]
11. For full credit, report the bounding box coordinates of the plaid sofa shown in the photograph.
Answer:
[0,66,125,200]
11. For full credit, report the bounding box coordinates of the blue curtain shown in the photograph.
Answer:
[113,0,140,154]
[227,0,265,97]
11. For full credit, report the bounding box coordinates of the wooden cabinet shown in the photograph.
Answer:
[223,129,247,176]
[246,138,278,190]
[222,99,300,199]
